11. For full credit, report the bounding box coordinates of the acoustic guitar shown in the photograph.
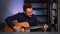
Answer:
[4,20,43,32]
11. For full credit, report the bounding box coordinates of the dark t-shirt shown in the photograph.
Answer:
[5,12,38,29]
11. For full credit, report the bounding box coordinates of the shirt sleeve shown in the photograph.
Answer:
[5,14,18,29]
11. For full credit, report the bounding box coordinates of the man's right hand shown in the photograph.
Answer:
[13,26,21,32]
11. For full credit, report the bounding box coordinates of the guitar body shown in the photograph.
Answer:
[4,22,30,32]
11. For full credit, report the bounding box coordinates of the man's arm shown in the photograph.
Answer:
[5,13,22,32]
[5,16,15,29]
[5,14,18,29]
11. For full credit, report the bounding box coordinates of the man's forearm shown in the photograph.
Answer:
[5,17,15,29]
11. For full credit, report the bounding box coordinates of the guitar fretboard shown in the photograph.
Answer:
[22,26,43,30]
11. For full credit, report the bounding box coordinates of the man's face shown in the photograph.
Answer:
[25,8,33,17]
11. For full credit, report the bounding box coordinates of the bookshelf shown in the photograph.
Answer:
[24,0,59,32]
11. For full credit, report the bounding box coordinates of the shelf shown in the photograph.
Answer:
[51,9,56,10]
[38,22,49,23]
[31,3,48,8]
[35,15,48,17]
[37,20,49,23]
[25,0,50,3]
[33,8,49,10]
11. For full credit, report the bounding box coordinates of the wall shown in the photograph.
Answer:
[0,0,24,23]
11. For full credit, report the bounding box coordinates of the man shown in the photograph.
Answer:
[5,2,49,32]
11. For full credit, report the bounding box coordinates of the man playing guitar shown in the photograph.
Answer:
[5,2,49,32]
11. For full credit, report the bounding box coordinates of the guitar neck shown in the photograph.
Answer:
[30,26,42,29]
[23,26,43,30]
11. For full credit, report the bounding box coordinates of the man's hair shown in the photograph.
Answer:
[23,2,32,12]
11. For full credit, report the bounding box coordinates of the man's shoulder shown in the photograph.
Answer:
[17,12,24,15]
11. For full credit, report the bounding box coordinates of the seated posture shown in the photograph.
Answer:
[5,2,49,32]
